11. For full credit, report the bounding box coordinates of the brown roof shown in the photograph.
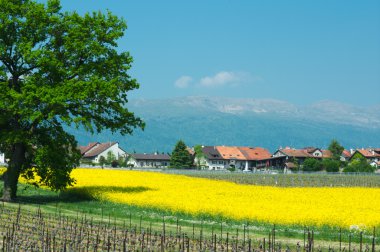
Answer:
[285,162,297,169]
[303,147,319,154]
[278,147,330,158]
[79,142,99,155]
[216,146,246,160]
[238,147,271,160]
[321,150,332,158]
[202,146,223,160]
[279,148,312,158]
[83,142,118,158]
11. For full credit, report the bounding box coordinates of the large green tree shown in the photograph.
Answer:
[170,140,193,169]
[193,145,206,169]
[328,139,344,161]
[0,0,144,201]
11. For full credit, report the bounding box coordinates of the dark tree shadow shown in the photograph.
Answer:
[15,186,154,204]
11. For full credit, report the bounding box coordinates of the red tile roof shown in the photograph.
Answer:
[238,147,272,160]
[342,149,352,158]
[357,149,380,158]
[216,146,246,160]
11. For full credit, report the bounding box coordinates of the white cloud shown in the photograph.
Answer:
[199,71,251,87]
[174,76,193,88]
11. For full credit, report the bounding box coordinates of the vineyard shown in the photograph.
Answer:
[1,168,380,251]
[0,203,378,251]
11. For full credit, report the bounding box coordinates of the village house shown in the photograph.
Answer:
[349,148,380,168]
[127,153,171,168]
[197,146,226,170]
[196,146,271,171]
[238,147,272,170]
[269,147,332,170]
[79,142,127,164]
[340,149,353,162]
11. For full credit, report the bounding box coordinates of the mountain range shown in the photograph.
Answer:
[68,96,380,153]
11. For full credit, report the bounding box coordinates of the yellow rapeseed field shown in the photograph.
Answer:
[69,169,380,229]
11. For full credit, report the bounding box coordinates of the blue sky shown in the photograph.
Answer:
[56,1,380,106]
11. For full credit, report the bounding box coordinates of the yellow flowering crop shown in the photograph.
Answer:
[70,169,380,229]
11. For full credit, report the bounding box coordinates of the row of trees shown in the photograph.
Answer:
[299,140,376,173]
[301,156,375,173]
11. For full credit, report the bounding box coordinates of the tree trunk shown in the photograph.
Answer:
[2,143,26,202]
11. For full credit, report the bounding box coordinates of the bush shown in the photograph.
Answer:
[323,159,340,172]
[344,159,375,173]
[302,158,323,172]
[111,160,119,168]
[227,167,236,172]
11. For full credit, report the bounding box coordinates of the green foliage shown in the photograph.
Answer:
[322,159,340,172]
[80,159,94,166]
[118,156,126,168]
[170,140,193,169]
[344,156,376,173]
[106,151,116,165]
[111,160,119,168]
[328,139,344,161]
[288,157,300,171]
[302,158,323,172]
[98,156,106,168]
[227,167,236,172]
[0,0,144,199]
[350,152,364,161]
[193,145,206,169]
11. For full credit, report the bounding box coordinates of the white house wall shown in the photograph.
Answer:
[312,150,323,157]
[272,151,285,157]
[127,158,169,168]
[94,143,126,163]
[126,158,138,167]
[206,160,226,170]
[0,153,5,164]
[205,159,249,170]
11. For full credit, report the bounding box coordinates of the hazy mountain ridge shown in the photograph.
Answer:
[69,97,380,153]
[129,97,380,128]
